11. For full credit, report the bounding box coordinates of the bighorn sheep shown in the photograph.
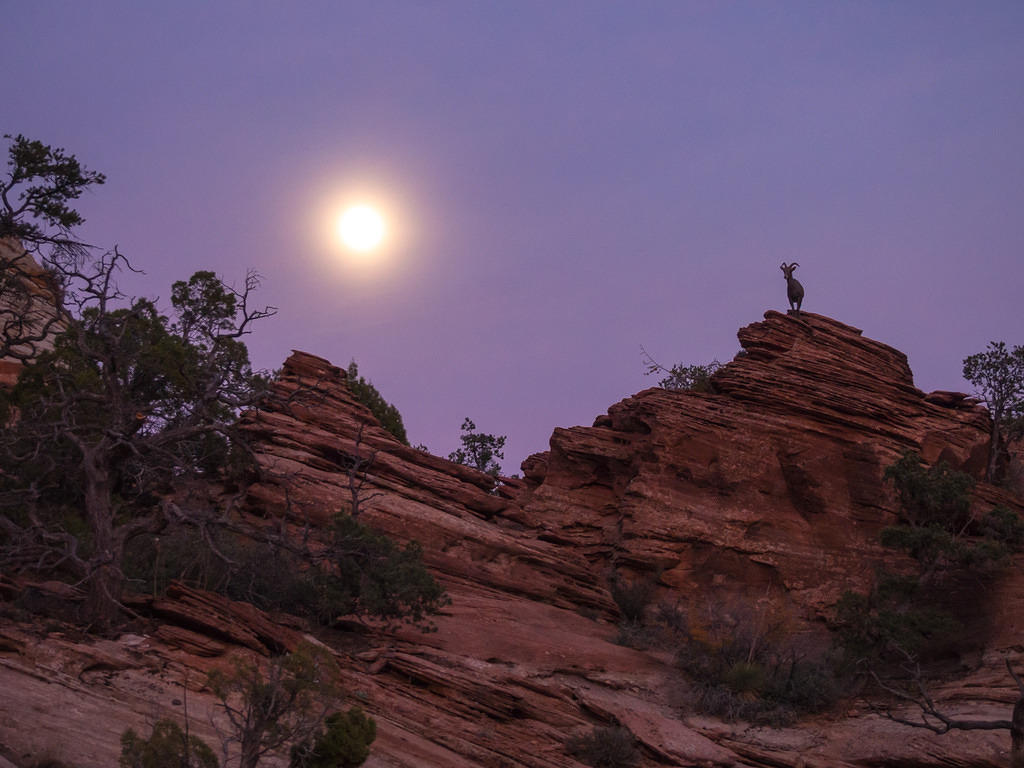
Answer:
[780,262,804,313]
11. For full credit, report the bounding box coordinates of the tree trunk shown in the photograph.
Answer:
[239,731,262,768]
[81,445,123,630]
[1012,695,1024,768]
[987,420,1002,484]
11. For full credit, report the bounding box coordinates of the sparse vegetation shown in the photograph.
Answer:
[880,451,1022,573]
[836,451,1024,666]
[122,511,447,631]
[668,601,841,725]
[345,361,408,445]
[290,707,376,768]
[448,417,506,476]
[611,592,842,725]
[120,719,218,768]
[305,513,449,628]
[609,573,656,627]
[640,346,721,392]
[209,646,342,768]
[962,341,1024,482]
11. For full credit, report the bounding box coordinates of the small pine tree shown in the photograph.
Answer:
[448,417,506,476]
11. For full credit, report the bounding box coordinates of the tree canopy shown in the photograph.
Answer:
[0,134,276,629]
[963,341,1024,482]
[1,132,105,252]
[448,417,506,477]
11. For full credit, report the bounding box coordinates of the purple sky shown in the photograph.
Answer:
[5,2,1024,473]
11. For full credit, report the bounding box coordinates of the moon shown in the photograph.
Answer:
[338,205,385,252]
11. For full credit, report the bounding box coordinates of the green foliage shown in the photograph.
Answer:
[833,580,963,663]
[878,525,962,571]
[879,452,1024,574]
[979,506,1024,550]
[291,707,377,768]
[202,517,447,629]
[310,514,449,628]
[0,133,105,247]
[661,601,840,725]
[836,452,1024,669]
[121,506,447,631]
[565,726,639,768]
[963,341,1024,481]
[883,451,973,532]
[119,719,217,768]
[831,450,1024,667]
[723,661,767,694]
[448,417,506,476]
[209,646,338,768]
[654,362,721,392]
[0,250,272,627]
[345,361,408,445]
[641,347,721,392]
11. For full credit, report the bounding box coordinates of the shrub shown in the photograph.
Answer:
[345,361,408,445]
[314,514,449,628]
[883,451,972,532]
[656,362,721,392]
[838,454,1024,669]
[209,645,340,768]
[565,725,639,768]
[640,347,722,392]
[291,707,377,768]
[723,661,766,694]
[123,516,447,631]
[833,580,963,664]
[120,719,218,768]
[980,506,1024,551]
[879,453,1024,571]
[669,602,841,724]
[609,574,656,626]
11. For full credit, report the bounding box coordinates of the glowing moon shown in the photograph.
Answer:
[338,205,385,252]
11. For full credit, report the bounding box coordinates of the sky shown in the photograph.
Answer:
[4,2,1023,473]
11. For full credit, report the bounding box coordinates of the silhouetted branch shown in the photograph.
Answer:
[869,657,1016,733]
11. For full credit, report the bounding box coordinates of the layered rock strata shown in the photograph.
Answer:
[2,311,1022,768]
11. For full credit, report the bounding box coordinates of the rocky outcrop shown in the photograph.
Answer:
[0,238,64,388]
[516,312,1008,626]
[2,311,1023,768]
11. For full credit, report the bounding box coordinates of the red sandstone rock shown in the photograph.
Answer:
[0,238,65,389]
[2,311,1023,767]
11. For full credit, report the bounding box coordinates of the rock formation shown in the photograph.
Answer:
[2,311,1023,768]
[0,238,64,388]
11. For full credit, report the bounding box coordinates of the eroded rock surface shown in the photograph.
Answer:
[3,311,1022,768]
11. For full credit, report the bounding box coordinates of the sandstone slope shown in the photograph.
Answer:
[3,310,1023,768]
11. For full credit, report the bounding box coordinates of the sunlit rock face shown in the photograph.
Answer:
[3,312,1023,768]
[0,238,64,387]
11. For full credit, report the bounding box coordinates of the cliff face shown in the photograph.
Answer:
[3,311,1023,768]
[516,311,999,627]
